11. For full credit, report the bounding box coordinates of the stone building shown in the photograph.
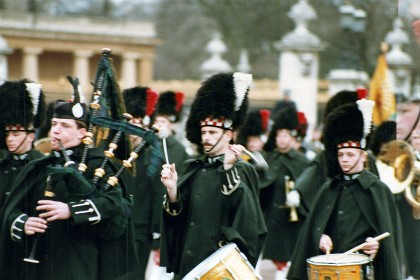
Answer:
[0,9,160,102]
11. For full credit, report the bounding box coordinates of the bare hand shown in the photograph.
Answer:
[24,217,47,235]
[362,237,379,259]
[224,144,245,170]
[319,234,333,254]
[161,163,178,202]
[36,200,71,222]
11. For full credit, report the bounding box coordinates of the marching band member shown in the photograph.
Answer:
[154,90,191,175]
[290,89,380,214]
[0,97,133,279]
[0,79,46,279]
[159,72,267,279]
[236,109,270,177]
[288,101,402,280]
[148,90,191,279]
[259,107,309,280]
[395,93,420,280]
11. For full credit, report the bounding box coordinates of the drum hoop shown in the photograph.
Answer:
[307,253,371,266]
[183,243,238,279]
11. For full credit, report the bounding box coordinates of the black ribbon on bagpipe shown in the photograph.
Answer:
[78,48,130,175]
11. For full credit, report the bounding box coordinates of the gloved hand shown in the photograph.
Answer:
[286,190,300,207]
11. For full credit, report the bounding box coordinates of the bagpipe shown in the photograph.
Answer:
[24,48,162,263]
[74,48,162,238]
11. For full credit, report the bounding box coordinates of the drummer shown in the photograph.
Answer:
[159,72,267,279]
[287,101,402,280]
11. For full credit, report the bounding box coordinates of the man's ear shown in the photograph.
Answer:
[27,132,36,142]
[361,150,368,162]
[78,128,87,140]
[225,130,233,141]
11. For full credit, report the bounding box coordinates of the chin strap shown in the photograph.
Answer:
[204,131,227,154]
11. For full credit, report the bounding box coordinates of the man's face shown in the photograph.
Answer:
[337,148,366,174]
[201,126,228,156]
[247,136,264,152]
[49,118,86,150]
[397,102,420,140]
[154,116,173,137]
[275,129,294,153]
[6,130,34,154]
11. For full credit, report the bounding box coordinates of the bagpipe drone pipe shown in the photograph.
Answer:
[59,49,161,240]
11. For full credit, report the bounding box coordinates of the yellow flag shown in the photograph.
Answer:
[369,53,396,125]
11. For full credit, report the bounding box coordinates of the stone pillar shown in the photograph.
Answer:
[384,18,413,97]
[0,36,13,82]
[23,47,43,81]
[138,54,154,86]
[121,52,140,88]
[73,50,94,96]
[275,0,325,141]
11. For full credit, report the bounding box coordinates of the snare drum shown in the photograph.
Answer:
[307,253,373,280]
[182,243,262,280]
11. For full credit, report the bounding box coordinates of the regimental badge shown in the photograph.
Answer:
[72,103,84,118]
[223,119,233,129]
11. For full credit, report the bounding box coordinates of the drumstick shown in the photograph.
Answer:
[341,232,390,256]
[159,127,170,164]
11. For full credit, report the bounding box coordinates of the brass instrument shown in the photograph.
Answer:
[284,175,299,222]
[376,140,420,219]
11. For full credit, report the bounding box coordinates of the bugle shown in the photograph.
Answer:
[376,140,420,219]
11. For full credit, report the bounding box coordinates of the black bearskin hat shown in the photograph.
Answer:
[324,88,367,120]
[0,79,46,132]
[155,90,185,122]
[263,106,300,152]
[369,120,396,156]
[324,99,374,177]
[186,72,251,145]
[237,109,270,146]
[123,86,159,126]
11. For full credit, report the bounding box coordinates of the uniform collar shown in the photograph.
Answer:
[12,153,29,161]
[207,155,224,163]
[343,172,361,181]
[53,149,74,158]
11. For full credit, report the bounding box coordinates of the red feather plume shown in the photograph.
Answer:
[259,109,271,132]
[356,87,368,100]
[175,91,185,113]
[145,88,159,116]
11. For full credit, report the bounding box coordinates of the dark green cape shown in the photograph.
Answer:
[287,171,402,280]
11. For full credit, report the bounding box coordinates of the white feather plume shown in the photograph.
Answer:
[25,82,42,116]
[233,72,252,111]
[356,98,375,148]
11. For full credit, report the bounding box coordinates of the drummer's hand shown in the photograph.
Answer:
[161,163,178,202]
[224,144,245,170]
[363,237,379,259]
[319,234,333,254]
